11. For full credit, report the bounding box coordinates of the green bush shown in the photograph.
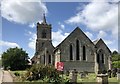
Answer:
[112,54,120,61]
[23,64,63,83]
[112,61,120,68]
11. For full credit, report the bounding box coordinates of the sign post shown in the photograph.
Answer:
[56,62,64,78]
[56,62,64,71]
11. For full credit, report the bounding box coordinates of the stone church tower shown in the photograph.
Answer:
[32,14,54,65]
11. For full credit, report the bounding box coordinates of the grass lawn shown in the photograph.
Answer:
[108,77,119,82]
[11,70,27,76]
[11,70,27,82]
[62,73,119,83]
[11,70,120,83]
[77,73,96,82]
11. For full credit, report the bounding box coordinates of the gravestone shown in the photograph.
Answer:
[102,70,107,74]
[83,71,88,75]
[107,70,111,78]
[66,70,70,76]
[96,74,108,84]
[117,73,120,80]
[69,69,78,82]
[117,68,120,80]
[112,68,117,77]
[80,72,86,78]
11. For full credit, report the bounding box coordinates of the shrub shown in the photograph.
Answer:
[23,64,63,83]
[112,61,120,68]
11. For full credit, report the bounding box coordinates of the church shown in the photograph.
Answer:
[31,14,112,73]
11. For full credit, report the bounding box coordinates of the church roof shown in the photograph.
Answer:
[31,55,37,61]
[93,39,99,45]
[54,27,94,50]
[94,38,111,53]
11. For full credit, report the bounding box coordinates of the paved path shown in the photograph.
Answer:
[0,70,3,84]
[2,70,13,82]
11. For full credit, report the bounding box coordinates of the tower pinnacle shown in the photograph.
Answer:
[42,13,47,24]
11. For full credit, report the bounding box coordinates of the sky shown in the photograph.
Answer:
[0,0,119,58]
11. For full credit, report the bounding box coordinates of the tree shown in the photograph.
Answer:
[112,51,120,61]
[2,47,29,70]
[112,50,120,68]
[112,50,118,55]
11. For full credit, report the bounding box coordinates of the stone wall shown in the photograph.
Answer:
[56,27,95,72]
[63,61,95,72]
[95,39,111,72]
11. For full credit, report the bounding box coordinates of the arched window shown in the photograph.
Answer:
[83,46,86,60]
[70,44,73,60]
[42,30,46,38]
[97,54,100,63]
[76,40,80,60]
[48,55,51,64]
[97,49,104,64]
[43,55,45,64]
[42,42,44,47]
[102,54,104,63]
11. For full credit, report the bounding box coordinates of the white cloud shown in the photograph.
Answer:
[29,23,35,28]
[1,0,47,24]
[61,24,65,29]
[0,40,20,48]
[28,31,37,50]
[85,31,93,40]
[104,40,113,45]
[66,1,118,39]
[52,30,69,47]
[97,30,107,39]
[110,48,118,52]
[66,13,83,24]
[27,29,69,48]
[52,23,69,47]
[102,39,118,52]
[58,22,65,30]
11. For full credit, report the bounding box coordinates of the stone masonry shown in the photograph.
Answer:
[31,14,112,73]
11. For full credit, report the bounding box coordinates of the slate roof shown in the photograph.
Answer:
[54,27,95,52]
[94,38,111,53]
[93,39,99,45]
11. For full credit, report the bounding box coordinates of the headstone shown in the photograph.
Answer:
[84,71,88,75]
[102,70,107,74]
[107,70,111,78]
[117,68,120,80]
[80,72,86,78]
[66,70,70,76]
[117,73,120,80]
[69,69,78,83]
[96,74,108,84]
[98,70,102,74]
[112,68,117,77]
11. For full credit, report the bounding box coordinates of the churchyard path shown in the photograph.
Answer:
[2,70,13,83]
[0,69,3,84]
